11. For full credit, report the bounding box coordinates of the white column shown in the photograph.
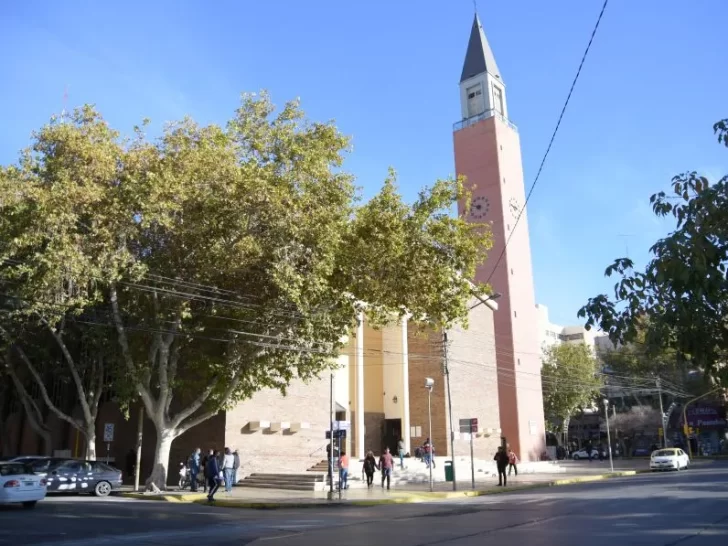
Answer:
[401,317,411,453]
[356,313,365,460]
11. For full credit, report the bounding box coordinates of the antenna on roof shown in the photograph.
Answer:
[473,0,478,15]
[61,85,69,122]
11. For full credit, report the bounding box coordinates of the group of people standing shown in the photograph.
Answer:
[185,447,240,502]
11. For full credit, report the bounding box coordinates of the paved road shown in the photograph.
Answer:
[2,462,727,545]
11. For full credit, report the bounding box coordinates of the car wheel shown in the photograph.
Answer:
[22,501,37,509]
[94,481,112,497]
[573,455,580,460]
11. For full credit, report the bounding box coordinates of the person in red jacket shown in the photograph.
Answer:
[508,449,518,476]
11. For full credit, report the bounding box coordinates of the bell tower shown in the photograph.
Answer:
[453,14,546,461]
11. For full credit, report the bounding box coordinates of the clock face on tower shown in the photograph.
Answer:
[469,196,490,220]
[508,197,520,218]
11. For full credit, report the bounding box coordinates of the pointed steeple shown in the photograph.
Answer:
[460,14,502,84]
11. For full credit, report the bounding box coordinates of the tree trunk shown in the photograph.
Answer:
[85,428,97,461]
[146,428,176,491]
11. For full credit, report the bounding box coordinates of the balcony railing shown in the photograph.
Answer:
[453,109,518,133]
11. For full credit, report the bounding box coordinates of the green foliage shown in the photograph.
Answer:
[542,343,603,429]
[0,90,492,454]
[579,119,728,387]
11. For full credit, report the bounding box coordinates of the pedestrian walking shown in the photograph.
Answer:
[206,450,222,502]
[188,448,201,492]
[379,447,394,490]
[397,438,406,469]
[232,449,240,485]
[362,451,377,488]
[201,449,213,493]
[494,446,509,487]
[507,449,518,476]
[222,447,235,493]
[339,451,349,490]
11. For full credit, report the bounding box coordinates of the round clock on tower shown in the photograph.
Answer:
[469,196,490,220]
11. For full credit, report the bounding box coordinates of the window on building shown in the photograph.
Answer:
[467,84,485,117]
[493,85,504,115]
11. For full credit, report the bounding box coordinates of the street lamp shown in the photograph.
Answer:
[603,399,614,473]
[425,377,434,492]
[469,292,502,311]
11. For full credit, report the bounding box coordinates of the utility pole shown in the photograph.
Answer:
[656,377,667,448]
[443,332,457,491]
[604,399,614,473]
[328,373,334,500]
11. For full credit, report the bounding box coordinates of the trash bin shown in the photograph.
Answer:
[444,460,454,482]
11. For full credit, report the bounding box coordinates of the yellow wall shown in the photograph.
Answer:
[363,323,384,413]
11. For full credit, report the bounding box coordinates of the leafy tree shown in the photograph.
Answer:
[0,93,491,488]
[579,119,728,388]
[542,343,603,436]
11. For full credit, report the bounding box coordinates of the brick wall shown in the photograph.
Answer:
[363,411,385,454]
[407,326,448,455]
[223,375,330,477]
[445,300,502,460]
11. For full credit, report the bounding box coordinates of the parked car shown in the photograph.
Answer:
[650,448,690,471]
[571,447,605,460]
[0,461,47,509]
[12,457,122,497]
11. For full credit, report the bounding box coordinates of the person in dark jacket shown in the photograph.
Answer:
[362,451,377,488]
[206,450,222,502]
[494,446,509,487]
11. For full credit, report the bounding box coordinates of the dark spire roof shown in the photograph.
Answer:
[460,14,502,84]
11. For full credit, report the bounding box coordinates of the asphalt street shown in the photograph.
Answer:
[1,462,727,545]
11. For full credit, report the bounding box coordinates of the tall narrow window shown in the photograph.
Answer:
[466,84,484,117]
[493,85,504,115]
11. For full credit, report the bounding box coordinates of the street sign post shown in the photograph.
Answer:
[103,424,114,463]
[469,418,478,489]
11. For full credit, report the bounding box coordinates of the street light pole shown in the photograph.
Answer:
[425,377,434,493]
[442,332,457,491]
[656,377,667,448]
[604,399,614,473]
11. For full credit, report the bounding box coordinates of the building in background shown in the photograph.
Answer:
[453,14,546,461]
[536,303,607,353]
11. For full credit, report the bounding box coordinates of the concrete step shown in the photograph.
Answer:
[237,481,318,491]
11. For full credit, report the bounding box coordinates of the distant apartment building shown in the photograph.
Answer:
[536,304,607,354]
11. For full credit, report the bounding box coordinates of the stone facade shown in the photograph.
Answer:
[222,377,331,478]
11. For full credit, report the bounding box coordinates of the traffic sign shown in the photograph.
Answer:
[103,423,115,442]
[470,418,478,433]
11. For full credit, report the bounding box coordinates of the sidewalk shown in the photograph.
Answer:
[120,468,643,508]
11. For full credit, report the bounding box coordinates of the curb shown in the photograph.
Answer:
[120,470,647,508]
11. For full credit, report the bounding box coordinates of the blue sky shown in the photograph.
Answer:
[1,0,726,326]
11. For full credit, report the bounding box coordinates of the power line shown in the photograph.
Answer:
[484,0,610,285]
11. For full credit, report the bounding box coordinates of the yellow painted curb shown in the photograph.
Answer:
[122,470,649,509]
[121,492,207,503]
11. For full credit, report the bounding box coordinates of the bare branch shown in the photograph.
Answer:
[175,374,242,436]
[9,341,84,433]
[109,284,155,412]
[170,377,219,430]
[41,318,93,425]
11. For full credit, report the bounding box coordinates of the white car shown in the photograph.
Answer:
[650,448,690,471]
[571,447,605,460]
[0,461,47,509]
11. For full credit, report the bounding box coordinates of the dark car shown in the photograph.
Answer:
[12,457,122,497]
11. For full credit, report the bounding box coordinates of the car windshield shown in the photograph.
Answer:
[0,463,33,476]
[653,450,675,457]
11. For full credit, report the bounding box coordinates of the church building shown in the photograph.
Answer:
[1,14,546,480]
